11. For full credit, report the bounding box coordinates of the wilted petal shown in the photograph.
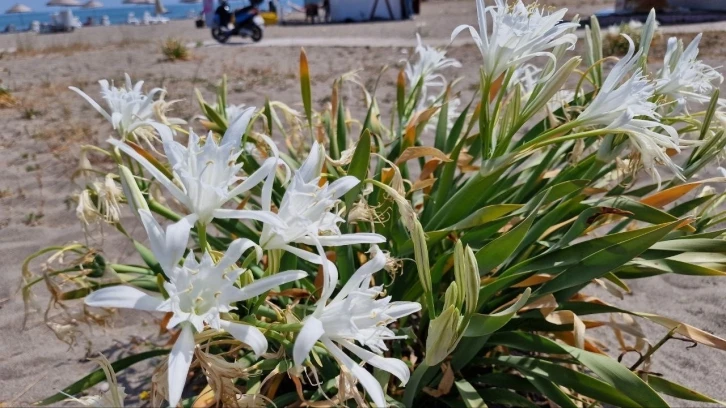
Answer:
[85,286,164,312]
[293,316,325,367]
[167,324,195,408]
[219,320,267,357]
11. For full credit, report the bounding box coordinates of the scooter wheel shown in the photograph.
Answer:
[212,28,231,44]
[250,26,263,42]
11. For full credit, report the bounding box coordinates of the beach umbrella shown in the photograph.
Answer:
[82,0,103,8]
[46,0,81,6]
[155,0,167,15]
[6,3,32,28]
[6,3,32,13]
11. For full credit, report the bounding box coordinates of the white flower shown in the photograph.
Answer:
[405,34,461,102]
[656,33,723,107]
[577,35,682,186]
[85,210,307,407]
[70,73,162,138]
[293,247,421,408]
[110,110,282,226]
[451,0,578,80]
[424,96,462,133]
[259,141,386,261]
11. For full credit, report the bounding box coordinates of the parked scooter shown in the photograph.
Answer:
[211,0,265,43]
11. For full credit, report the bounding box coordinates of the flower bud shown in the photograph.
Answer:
[118,164,149,217]
[425,305,462,366]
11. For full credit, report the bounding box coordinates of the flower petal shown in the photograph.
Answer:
[322,337,387,408]
[219,320,268,357]
[340,339,411,385]
[139,210,194,276]
[212,209,285,228]
[335,246,386,301]
[69,86,112,123]
[85,286,164,312]
[167,324,195,408]
[300,233,387,247]
[327,176,360,199]
[108,138,190,207]
[293,316,325,368]
[298,141,325,183]
[221,107,256,148]
[234,270,308,301]
[215,238,262,271]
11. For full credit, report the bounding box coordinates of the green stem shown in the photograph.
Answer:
[244,317,303,333]
[110,264,154,275]
[148,199,182,222]
[519,127,611,152]
[197,222,208,253]
[630,325,679,371]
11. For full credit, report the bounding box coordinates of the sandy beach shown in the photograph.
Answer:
[2,0,726,405]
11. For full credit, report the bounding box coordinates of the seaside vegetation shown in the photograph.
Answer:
[19,0,726,406]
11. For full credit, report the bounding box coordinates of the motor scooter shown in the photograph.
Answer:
[211,0,264,43]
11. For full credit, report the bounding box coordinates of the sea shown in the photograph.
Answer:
[0,1,292,31]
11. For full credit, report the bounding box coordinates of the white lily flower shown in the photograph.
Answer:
[225,103,249,123]
[510,63,542,96]
[70,73,162,138]
[405,34,461,102]
[293,246,421,408]
[259,141,386,261]
[576,35,682,187]
[451,0,578,80]
[85,211,307,407]
[656,33,723,107]
[110,110,283,226]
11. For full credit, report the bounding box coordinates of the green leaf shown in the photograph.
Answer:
[464,288,531,337]
[477,388,539,408]
[475,211,535,274]
[455,379,487,408]
[38,350,169,405]
[344,129,371,213]
[646,374,726,405]
[534,220,685,296]
[563,345,669,407]
[435,94,450,152]
[526,375,578,408]
[335,94,347,159]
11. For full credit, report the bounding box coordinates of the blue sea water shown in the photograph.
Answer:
[0,1,291,31]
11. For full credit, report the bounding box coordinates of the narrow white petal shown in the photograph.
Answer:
[235,270,308,301]
[221,107,256,148]
[327,176,360,199]
[293,316,325,367]
[108,139,190,207]
[302,233,387,247]
[282,245,325,264]
[85,286,164,312]
[226,157,277,200]
[215,238,261,271]
[322,338,387,408]
[298,141,325,183]
[167,324,195,408]
[219,320,268,356]
[336,248,386,300]
[340,339,411,385]
[69,86,112,123]
[212,209,285,228]
[139,210,194,276]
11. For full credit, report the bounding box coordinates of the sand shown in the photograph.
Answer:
[1,0,726,405]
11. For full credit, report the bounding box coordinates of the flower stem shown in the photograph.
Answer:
[197,222,208,253]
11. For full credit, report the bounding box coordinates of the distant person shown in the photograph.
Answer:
[269,0,276,13]
[305,0,318,23]
[84,16,94,26]
[322,0,330,22]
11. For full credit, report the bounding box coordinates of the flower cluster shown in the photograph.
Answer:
[30,1,726,407]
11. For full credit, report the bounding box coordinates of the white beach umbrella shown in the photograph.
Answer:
[6,3,32,13]
[82,0,103,8]
[46,0,82,6]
